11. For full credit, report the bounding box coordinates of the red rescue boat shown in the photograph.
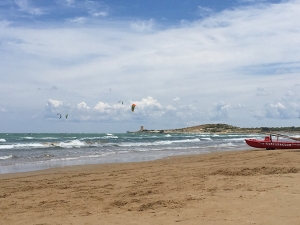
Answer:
[245,134,300,150]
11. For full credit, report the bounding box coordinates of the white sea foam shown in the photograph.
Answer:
[0,145,14,149]
[119,142,155,147]
[207,142,238,148]
[219,142,237,148]
[200,137,212,141]
[156,138,200,144]
[0,155,13,160]
[0,141,92,149]
[119,138,200,147]
[0,143,46,149]
[226,137,249,142]
[16,143,47,148]
[196,134,211,137]
[58,140,87,148]
[81,137,100,140]
[49,152,117,162]
[0,139,6,142]
[291,135,300,138]
[40,137,59,140]
[103,135,118,139]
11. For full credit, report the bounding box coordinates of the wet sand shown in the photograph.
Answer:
[1,149,300,225]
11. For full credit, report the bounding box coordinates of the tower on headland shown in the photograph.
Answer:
[140,126,144,131]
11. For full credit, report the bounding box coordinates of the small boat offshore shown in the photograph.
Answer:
[245,133,300,150]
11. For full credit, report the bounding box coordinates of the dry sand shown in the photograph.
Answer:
[1,149,300,225]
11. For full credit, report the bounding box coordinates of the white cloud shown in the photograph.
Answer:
[77,102,89,110]
[67,17,87,23]
[197,6,214,17]
[265,102,289,119]
[282,90,298,101]
[14,0,43,15]
[57,0,109,17]
[256,87,270,96]
[94,102,111,113]
[45,99,69,119]
[0,20,11,28]
[46,99,63,109]
[91,11,108,17]
[1,0,300,131]
[65,0,74,6]
[42,97,185,123]
[254,101,300,119]
[130,19,155,32]
[209,102,231,120]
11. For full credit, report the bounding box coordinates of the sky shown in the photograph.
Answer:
[0,0,300,133]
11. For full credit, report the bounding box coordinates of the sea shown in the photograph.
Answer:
[0,132,263,174]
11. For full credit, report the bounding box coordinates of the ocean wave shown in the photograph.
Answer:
[0,133,253,174]
[156,138,200,144]
[55,139,117,148]
[207,142,238,148]
[0,155,13,160]
[200,137,212,141]
[0,139,118,150]
[0,142,76,150]
[119,138,200,147]
[224,137,250,142]
[0,143,48,150]
[219,142,238,148]
[102,135,118,139]
[39,137,59,140]
[80,137,102,140]
[48,152,117,162]
[0,145,16,149]
[57,140,87,148]
[196,134,211,137]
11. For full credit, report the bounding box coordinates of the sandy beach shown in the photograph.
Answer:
[1,149,300,225]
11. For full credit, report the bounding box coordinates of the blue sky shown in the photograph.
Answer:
[1,0,283,25]
[0,0,300,133]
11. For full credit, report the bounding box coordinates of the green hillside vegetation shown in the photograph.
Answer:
[134,124,300,134]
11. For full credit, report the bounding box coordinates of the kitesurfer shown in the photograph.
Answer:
[131,104,136,112]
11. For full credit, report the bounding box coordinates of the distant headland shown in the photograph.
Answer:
[127,124,300,134]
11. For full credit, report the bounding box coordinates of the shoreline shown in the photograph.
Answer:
[0,145,248,175]
[2,148,300,224]
[0,148,246,178]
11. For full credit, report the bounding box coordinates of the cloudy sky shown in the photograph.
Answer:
[0,0,300,133]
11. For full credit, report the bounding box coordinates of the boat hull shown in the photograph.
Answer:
[245,139,300,149]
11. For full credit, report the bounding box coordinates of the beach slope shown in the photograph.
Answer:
[1,149,300,225]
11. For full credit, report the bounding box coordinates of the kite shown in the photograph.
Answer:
[131,104,136,112]
[57,113,62,119]
[118,101,123,105]
[65,114,68,119]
